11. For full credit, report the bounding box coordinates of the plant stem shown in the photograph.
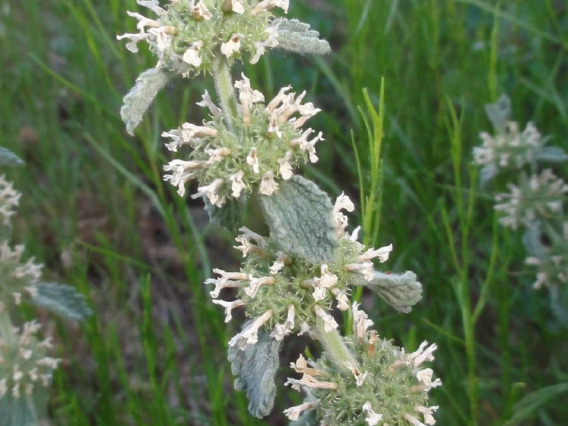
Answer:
[0,310,16,347]
[314,318,358,372]
[211,55,238,131]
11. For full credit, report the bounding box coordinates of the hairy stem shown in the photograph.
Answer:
[314,319,358,372]
[0,310,16,347]
[212,55,238,131]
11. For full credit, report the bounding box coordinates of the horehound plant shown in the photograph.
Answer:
[0,147,91,425]
[118,1,441,424]
[473,95,568,326]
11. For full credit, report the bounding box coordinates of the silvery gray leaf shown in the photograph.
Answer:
[32,282,92,321]
[360,270,423,313]
[535,146,568,163]
[480,164,498,186]
[259,175,338,264]
[0,147,24,168]
[485,95,511,133]
[522,221,545,258]
[120,68,173,135]
[228,327,283,418]
[275,18,331,56]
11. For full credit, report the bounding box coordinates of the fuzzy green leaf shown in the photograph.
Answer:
[259,175,338,264]
[275,18,331,56]
[228,327,282,418]
[32,282,92,321]
[356,270,423,313]
[0,147,24,168]
[121,68,173,135]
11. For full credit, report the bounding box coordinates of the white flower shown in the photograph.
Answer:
[196,90,222,117]
[345,361,368,386]
[359,244,393,263]
[408,341,438,367]
[192,178,226,206]
[416,405,439,425]
[259,171,278,195]
[352,302,374,341]
[229,170,246,198]
[189,0,212,20]
[250,25,279,63]
[362,401,383,425]
[205,268,248,298]
[221,33,244,58]
[271,304,295,340]
[182,40,204,66]
[252,0,289,14]
[277,151,294,180]
[313,305,338,332]
[224,0,245,14]
[246,148,260,173]
[235,74,265,124]
[416,368,442,391]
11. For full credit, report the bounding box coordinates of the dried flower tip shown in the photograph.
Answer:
[358,243,393,263]
[192,178,226,206]
[344,361,368,386]
[228,310,273,349]
[271,304,295,340]
[212,298,246,322]
[283,401,318,421]
[234,227,268,257]
[244,275,276,298]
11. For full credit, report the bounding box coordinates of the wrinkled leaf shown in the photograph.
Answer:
[356,270,423,313]
[121,68,173,135]
[503,383,568,426]
[275,18,331,56]
[228,327,283,418]
[259,175,338,264]
[485,95,511,133]
[204,197,244,234]
[0,147,24,168]
[32,282,92,321]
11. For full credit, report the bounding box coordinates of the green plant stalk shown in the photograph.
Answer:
[0,310,16,347]
[212,55,238,131]
[314,318,358,372]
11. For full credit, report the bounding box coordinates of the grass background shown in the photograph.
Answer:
[1,0,568,424]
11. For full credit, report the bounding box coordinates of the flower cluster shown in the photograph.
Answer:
[0,175,20,226]
[0,242,42,313]
[0,321,59,399]
[494,169,568,230]
[473,95,568,320]
[163,75,323,205]
[284,303,441,425]
[117,0,288,76]
[473,121,543,168]
[206,194,392,348]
